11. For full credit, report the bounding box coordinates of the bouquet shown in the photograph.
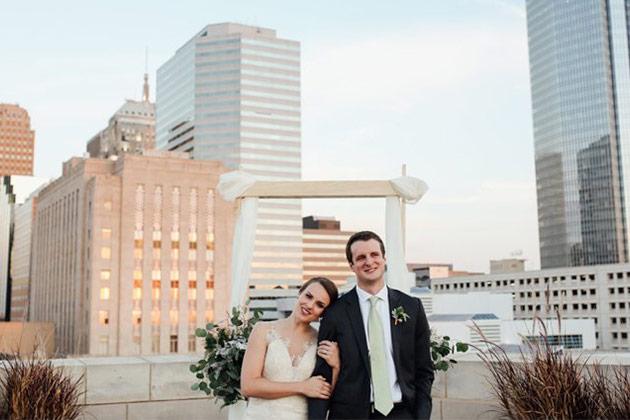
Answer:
[190,306,262,407]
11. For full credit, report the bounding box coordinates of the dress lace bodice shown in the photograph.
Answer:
[243,325,317,420]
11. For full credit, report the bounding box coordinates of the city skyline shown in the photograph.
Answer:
[0,0,534,272]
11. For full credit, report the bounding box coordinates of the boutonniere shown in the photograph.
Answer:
[391,306,410,325]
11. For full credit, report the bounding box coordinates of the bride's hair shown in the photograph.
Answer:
[299,277,339,309]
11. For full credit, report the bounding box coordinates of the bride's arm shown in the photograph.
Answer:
[241,323,332,400]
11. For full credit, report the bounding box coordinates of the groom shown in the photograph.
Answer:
[308,231,434,419]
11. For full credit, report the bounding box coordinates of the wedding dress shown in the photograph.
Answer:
[243,325,317,420]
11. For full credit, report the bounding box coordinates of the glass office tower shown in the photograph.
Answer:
[157,23,302,317]
[526,0,630,268]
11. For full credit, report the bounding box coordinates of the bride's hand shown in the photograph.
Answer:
[317,340,340,370]
[300,375,331,399]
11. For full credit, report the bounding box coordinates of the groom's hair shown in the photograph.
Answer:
[345,231,386,264]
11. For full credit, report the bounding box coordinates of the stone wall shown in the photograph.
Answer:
[52,355,227,420]
[1,352,628,419]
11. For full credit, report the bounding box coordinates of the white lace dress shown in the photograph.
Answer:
[243,327,317,420]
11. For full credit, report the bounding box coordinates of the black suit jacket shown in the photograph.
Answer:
[308,287,434,420]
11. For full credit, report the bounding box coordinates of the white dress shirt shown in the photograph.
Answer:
[356,285,402,403]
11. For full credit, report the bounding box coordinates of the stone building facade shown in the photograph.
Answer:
[29,152,233,356]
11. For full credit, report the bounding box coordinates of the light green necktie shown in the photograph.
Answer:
[368,296,393,416]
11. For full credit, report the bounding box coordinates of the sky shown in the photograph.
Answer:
[0,0,537,273]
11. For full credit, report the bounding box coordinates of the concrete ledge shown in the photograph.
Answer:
[80,357,150,404]
[142,355,205,401]
[431,371,447,398]
[81,403,127,420]
[3,354,628,420]
[126,398,225,420]
[445,361,493,400]
[441,398,499,420]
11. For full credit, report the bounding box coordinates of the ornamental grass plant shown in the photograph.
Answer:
[474,317,630,420]
[0,356,83,420]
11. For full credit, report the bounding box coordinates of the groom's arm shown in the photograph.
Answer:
[307,311,336,420]
[413,297,434,420]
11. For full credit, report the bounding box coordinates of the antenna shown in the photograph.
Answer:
[143,47,150,102]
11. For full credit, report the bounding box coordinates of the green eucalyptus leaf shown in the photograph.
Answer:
[435,360,449,371]
[456,342,469,352]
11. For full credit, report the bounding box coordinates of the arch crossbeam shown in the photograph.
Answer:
[218,171,428,309]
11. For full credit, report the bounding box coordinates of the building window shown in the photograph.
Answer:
[101,228,112,240]
[99,310,109,325]
[100,270,111,281]
[152,335,160,353]
[133,309,142,325]
[104,201,112,210]
[100,287,110,300]
[101,247,111,259]
[98,335,109,355]
[170,335,178,353]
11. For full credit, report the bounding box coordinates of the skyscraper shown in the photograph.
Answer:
[156,23,302,317]
[526,0,630,268]
[0,104,35,176]
[86,75,155,158]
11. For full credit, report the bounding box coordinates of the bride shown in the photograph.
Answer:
[241,277,340,420]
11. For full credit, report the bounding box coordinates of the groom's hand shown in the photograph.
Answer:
[300,376,332,399]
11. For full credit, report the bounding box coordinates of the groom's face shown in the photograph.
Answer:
[349,239,386,285]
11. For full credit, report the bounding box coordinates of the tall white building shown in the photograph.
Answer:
[156,23,302,317]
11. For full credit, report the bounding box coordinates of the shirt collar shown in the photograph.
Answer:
[356,284,388,303]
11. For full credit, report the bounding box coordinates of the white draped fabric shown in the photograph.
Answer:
[218,171,259,308]
[217,172,428,310]
[385,176,428,292]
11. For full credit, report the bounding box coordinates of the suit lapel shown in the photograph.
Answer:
[345,287,370,372]
[388,288,402,370]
